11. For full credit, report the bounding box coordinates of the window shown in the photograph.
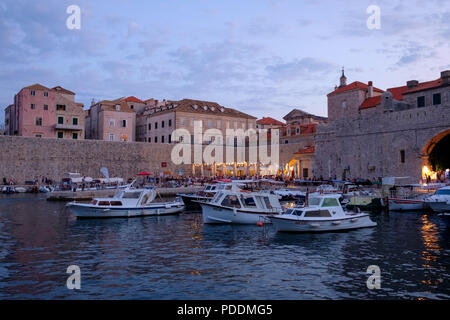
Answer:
[109,119,115,127]
[169,119,172,127]
[304,210,332,218]
[44,92,48,97]
[342,101,346,108]
[217,120,221,129]
[241,196,257,208]
[162,120,165,128]
[148,123,151,130]
[208,120,213,128]
[191,135,194,144]
[155,122,158,129]
[109,134,114,141]
[433,93,441,105]
[130,105,134,109]
[303,168,309,178]
[148,137,151,143]
[400,150,405,163]
[115,104,120,111]
[35,117,42,126]
[322,198,339,207]
[58,116,64,124]
[221,195,241,208]
[179,136,184,143]
[154,136,158,143]
[56,104,66,111]
[57,132,63,139]
[161,135,165,143]
[73,118,78,125]
[35,134,42,138]
[30,90,35,96]
[181,117,185,126]
[285,140,288,144]
[168,134,171,143]
[72,133,78,140]
[417,96,425,108]
[190,118,194,126]
[121,120,127,128]
[30,104,35,110]
[43,104,48,110]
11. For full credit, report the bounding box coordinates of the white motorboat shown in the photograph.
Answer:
[66,188,184,218]
[1,186,15,194]
[424,186,450,213]
[269,194,377,232]
[386,184,430,211]
[14,187,27,193]
[197,184,282,224]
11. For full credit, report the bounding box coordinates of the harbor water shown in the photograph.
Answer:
[0,193,448,299]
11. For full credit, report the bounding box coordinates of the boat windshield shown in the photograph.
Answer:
[308,197,321,206]
[435,189,450,195]
[321,198,339,207]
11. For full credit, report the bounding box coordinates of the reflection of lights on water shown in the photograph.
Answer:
[420,215,441,269]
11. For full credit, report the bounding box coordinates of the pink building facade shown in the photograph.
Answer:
[85,98,136,142]
[4,84,85,139]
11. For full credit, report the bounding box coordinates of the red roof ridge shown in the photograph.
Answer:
[257,117,285,126]
[328,81,384,97]
[124,96,144,103]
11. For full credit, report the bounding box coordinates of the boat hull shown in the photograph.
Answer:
[178,194,210,210]
[388,198,427,211]
[67,202,184,219]
[270,215,376,232]
[426,201,450,213]
[200,203,274,224]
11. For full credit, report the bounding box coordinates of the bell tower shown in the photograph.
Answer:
[339,67,347,88]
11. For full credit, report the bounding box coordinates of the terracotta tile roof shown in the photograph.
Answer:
[402,79,443,94]
[124,96,144,103]
[22,83,51,91]
[281,123,317,136]
[295,146,315,154]
[92,98,135,113]
[359,96,382,110]
[257,117,285,126]
[283,108,327,121]
[52,86,75,95]
[359,79,443,110]
[328,81,384,97]
[151,99,257,119]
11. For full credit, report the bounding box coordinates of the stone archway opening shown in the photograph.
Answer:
[422,129,450,182]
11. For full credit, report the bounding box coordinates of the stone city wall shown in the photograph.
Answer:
[314,103,450,182]
[0,135,290,184]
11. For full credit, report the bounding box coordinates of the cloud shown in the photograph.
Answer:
[266,57,335,81]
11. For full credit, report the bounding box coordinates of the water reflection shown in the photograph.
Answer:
[0,194,449,299]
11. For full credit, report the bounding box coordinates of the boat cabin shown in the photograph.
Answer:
[211,190,282,213]
[283,194,346,219]
[90,189,156,207]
